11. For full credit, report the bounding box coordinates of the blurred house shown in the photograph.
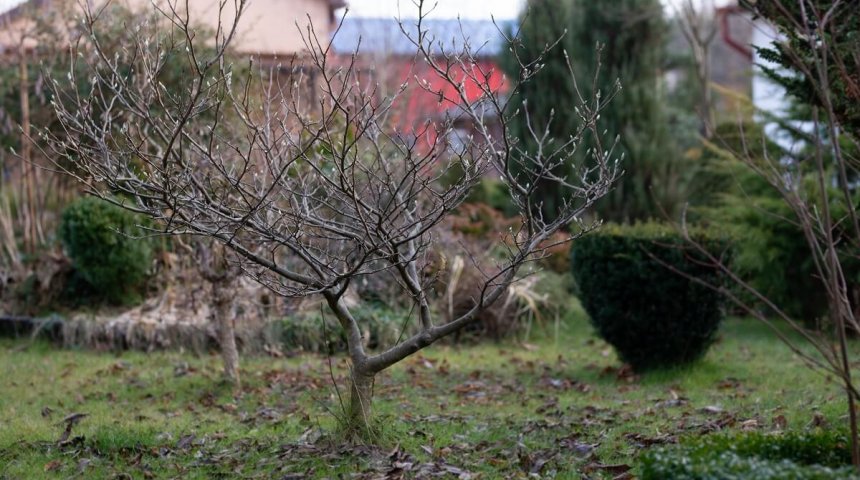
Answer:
[712,4,755,105]
[668,3,791,119]
[0,0,345,59]
[666,3,755,117]
[329,17,515,148]
[330,8,768,148]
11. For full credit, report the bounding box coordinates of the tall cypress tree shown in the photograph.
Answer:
[501,0,682,223]
[500,0,578,223]
[568,0,681,222]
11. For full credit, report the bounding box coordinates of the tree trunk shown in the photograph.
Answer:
[347,369,375,431]
[213,281,240,388]
[847,389,859,469]
[836,308,860,468]
[19,46,37,255]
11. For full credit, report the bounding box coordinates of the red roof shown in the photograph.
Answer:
[386,58,510,132]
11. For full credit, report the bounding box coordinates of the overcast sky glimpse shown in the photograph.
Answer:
[1,0,727,19]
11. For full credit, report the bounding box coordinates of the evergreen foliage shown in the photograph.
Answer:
[571,223,727,370]
[744,0,860,139]
[693,119,860,326]
[59,197,153,305]
[640,430,859,480]
[568,0,684,222]
[499,0,578,222]
[501,0,684,223]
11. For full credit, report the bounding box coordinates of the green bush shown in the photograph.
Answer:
[464,179,518,217]
[59,197,153,304]
[570,223,728,370]
[690,121,860,327]
[273,304,414,353]
[640,430,859,479]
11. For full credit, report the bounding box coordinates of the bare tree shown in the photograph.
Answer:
[1,0,89,272]
[44,0,619,433]
[1,1,51,255]
[673,0,718,138]
[670,0,860,467]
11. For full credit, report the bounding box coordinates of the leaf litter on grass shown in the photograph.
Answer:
[1,318,854,478]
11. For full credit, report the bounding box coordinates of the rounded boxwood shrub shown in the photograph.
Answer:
[639,430,859,479]
[571,223,728,370]
[59,196,153,304]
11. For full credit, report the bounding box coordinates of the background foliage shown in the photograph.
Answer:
[501,0,686,223]
[640,430,859,480]
[58,197,153,305]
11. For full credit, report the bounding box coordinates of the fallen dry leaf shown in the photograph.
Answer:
[773,414,788,430]
[583,462,632,476]
[809,412,829,428]
[56,412,88,444]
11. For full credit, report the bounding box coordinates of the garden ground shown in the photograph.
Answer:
[0,305,850,479]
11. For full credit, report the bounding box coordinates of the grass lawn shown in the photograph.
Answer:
[0,306,851,479]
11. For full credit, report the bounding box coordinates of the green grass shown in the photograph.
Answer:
[0,307,852,479]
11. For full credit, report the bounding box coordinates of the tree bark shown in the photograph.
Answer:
[197,241,242,388]
[847,389,859,468]
[347,368,375,431]
[212,278,240,388]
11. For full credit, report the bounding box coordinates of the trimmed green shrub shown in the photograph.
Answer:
[640,430,859,479]
[59,197,153,304]
[570,223,728,370]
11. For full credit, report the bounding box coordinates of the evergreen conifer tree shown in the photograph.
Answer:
[502,0,683,223]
